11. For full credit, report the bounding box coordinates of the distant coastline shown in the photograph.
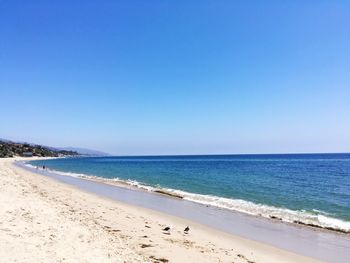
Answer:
[0,139,109,158]
[0,139,79,158]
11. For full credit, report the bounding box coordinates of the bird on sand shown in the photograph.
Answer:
[162,225,172,232]
[184,226,190,233]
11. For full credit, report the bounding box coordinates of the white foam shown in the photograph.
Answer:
[164,189,350,232]
[23,163,87,178]
[317,215,350,232]
[24,163,37,169]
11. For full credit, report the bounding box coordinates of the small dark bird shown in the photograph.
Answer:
[184,226,190,233]
[163,226,171,231]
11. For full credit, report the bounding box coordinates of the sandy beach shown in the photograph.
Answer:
[0,158,322,263]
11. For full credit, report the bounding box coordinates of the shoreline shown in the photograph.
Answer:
[12,158,350,262]
[23,158,350,234]
[0,157,327,262]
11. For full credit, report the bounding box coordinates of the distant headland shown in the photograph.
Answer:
[0,139,79,158]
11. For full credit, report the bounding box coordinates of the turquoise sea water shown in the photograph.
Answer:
[30,154,350,232]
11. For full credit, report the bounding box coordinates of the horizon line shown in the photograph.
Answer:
[85,152,350,157]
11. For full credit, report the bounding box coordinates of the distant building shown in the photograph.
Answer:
[22,152,33,157]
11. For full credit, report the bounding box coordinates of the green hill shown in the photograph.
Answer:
[0,140,79,158]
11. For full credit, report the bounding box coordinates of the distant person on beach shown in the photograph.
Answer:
[43,165,45,170]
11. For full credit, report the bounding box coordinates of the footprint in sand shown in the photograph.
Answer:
[140,243,153,248]
[149,256,169,263]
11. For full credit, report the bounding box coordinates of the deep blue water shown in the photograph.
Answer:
[30,154,350,231]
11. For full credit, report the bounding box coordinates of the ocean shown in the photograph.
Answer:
[29,153,350,232]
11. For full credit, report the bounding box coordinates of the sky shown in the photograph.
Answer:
[1,0,350,155]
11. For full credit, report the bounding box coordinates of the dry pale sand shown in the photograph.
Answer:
[0,158,322,263]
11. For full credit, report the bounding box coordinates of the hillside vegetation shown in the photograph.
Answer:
[0,140,79,158]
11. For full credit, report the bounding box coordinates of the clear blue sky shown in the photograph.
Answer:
[1,1,349,155]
